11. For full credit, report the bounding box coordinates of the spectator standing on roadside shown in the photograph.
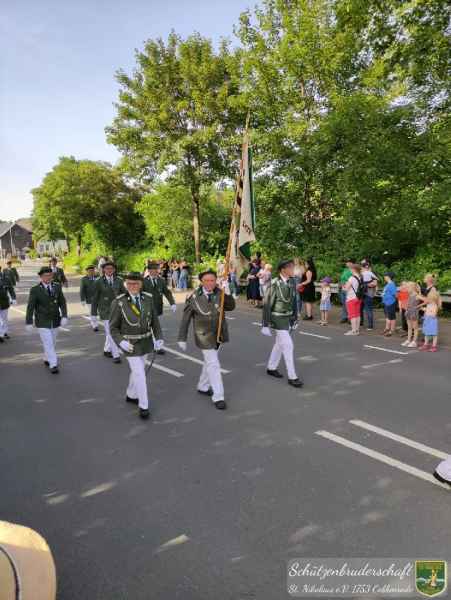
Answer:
[293,258,305,316]
[258,263,272,298]
[299,257,317,321]
[171,260,180,289]
[344,264,363,335]
[318,277,332,326]
[179,260,189,290]
[339,259,354,323]
[382,271,397,336]
[360,261,378,330]
[229,264,240,298]
[397,281,409,336]
[418,290,442,352]
[402,282,421,348]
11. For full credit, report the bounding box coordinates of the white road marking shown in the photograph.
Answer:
[155,534,190,553]
[151,363,184,378]
[298,331,331,340]
[364,345,409,355]
[163,346,230,374]
[11,306,70,331]
[315,430,449,489]
[361,358,403,369]
[226,316,235,320]
[350,420,449,460]
[252,322,261,326]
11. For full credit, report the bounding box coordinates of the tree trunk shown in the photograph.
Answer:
[191,192,201,264]
[76,233,82,257]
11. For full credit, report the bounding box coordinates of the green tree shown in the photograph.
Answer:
[106,32,243,263]
[32,157,145,254]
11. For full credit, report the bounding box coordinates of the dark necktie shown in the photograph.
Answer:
[134,296,141,311]
[47,285,53,297]
[207,292,213,303]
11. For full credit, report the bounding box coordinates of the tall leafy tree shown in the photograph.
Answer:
[106,32,243,263]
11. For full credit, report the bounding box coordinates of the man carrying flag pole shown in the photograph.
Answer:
[216,119,256,343]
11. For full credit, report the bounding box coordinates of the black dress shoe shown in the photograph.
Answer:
[139,408,150,420]
[104,351,113,358]
[214,400,227,410]
[50,366,59,374]
[288,378,304,388]
[433,470,451,486]
[126,396,138,404]
[156,348,166,355]
[93,327,99,332]
[113,357,121,364]
[197,388,213,396]
[44,360,50,367]
[267,369,283,379]
[0,337,4,343]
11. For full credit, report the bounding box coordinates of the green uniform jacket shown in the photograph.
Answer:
[51,266,68,287]
[80,275,98,304]
[178,287,235,350]
[0,273,16,310]
[109,292,162,356]
[262,276,298,331]
[142,276,175,316]
[26,282,67,328]
[91,276,126,320]
[3,267,19,286]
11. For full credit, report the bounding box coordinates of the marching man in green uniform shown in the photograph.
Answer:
[25,266,68,374]
[143,261,176,355]
[49,257,68,288]
[3,260,20,287]
[91,261,125,363]
[261,259,303,387]
[109,272,163,420]
[177,269,235,410]
[0,265,17,342]
[79,265,99,332]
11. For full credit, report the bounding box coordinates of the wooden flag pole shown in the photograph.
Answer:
[216,114,251,344]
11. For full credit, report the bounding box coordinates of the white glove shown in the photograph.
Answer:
[154,339,164,351]
[261,327,272,337]
[81,301,86,306]
[10,299,17,305]
[177,341,187,351]
[60,317,68,327]
[170,304,177,313]
[120,340,134,353]
[26,324,34,333]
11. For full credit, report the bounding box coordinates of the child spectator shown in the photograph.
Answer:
[318,277,332,325]
[258,263,272,298]
[401,282,421,348]
[418,290,442,352]
[382,272,397,336]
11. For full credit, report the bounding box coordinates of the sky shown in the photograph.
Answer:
[0,0,253,222]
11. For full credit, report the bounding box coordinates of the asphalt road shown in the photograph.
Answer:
[1,264,451,600]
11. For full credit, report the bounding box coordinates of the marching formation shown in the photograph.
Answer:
[3,255,450,489]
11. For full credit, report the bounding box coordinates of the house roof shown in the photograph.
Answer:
[0,222,13,238]
[0,220,33,239]
[15,218,33,232]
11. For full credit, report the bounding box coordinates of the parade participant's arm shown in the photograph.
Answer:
[91,281,100,316]
[80,279,86,304]
[262,281,275,328]
[15,267,20,282]
[58,286,68,319]
[150,309,163,343]
[61,269,68,287]
[177,298,194,343]
[7,281,16,304]
[223,289,235,311]
[25,288,36,326]
[109,299,124,348]
[162,280,176,307]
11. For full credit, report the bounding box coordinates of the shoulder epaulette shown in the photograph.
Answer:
[142,292,153,298]
[271,277,278,285]
[116,293,126,299]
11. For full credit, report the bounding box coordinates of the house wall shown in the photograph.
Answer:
[0,225,33,256]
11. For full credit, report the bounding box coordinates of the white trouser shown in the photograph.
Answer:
[126,355,149,409]
[0,308,9,336]
[436,457,451,482]
[267,329,297,380]
[103,320,120,358]
[198,349,224,402]
[86,304,98,329]
[38,327,59,368]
